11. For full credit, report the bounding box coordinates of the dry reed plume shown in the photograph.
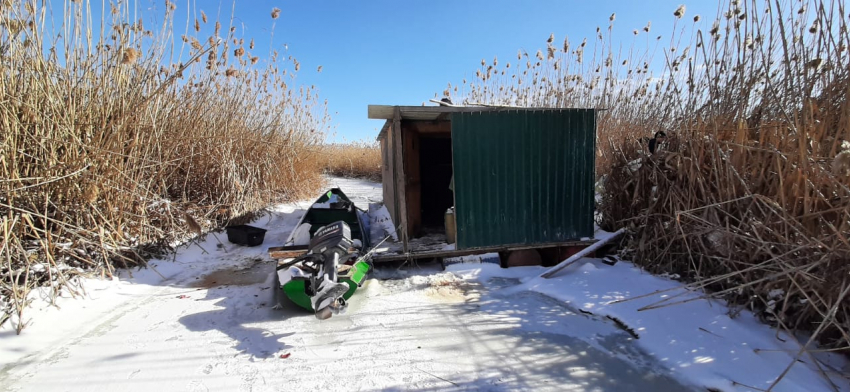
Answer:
[1,1,329,332]
[451,0,850,388]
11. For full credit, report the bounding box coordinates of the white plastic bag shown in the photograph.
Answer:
[291,223,312,246]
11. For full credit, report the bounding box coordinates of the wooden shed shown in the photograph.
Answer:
[369,105,598,262]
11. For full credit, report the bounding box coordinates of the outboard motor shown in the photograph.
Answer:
[306,221,354,319]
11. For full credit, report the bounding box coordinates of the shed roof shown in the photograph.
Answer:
[370,105,498,121]
[370,105,599,140]
[369,104,597,121]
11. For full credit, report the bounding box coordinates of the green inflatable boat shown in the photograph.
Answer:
[270,189,373,319]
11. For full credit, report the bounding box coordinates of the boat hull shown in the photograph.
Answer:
[277,260,370,312]
[269,188,373,313]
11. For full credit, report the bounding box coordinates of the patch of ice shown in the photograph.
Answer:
[522,258,850,392]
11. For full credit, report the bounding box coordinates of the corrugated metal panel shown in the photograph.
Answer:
[451,109,596,249]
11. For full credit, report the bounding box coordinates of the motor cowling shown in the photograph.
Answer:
[309,221,353,257]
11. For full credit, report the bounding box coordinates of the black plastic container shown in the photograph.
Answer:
[225,225,267,247]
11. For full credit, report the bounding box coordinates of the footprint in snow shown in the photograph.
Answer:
[186,380,209,392]
[200,363,213,375]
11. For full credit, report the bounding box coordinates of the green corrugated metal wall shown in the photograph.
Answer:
[451,109,596,249]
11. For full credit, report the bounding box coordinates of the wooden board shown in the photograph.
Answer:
[372,238,596,263]
[409,121,451,135]
[539,229,624,279]
[384,122,398,226]
[376,120,390,141]
[268,245,308,259]
[392,107,409,253]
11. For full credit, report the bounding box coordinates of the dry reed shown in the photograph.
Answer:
[453,0,850,387]
[1,1,328,332]
[320,141,382,182]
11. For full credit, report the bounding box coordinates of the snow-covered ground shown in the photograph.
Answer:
[1,177,847,391]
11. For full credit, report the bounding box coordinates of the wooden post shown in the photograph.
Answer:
[392,107,409,253]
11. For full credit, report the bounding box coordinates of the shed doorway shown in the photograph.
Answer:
[418,135,453,234]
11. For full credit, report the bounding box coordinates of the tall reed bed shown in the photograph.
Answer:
[0,1,328,331]
[320,141,382,181]
[453,0,850,385]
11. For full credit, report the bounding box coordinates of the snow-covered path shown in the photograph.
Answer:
[0,178,683,391]
[1,177,846,391]
[0,268,686,391]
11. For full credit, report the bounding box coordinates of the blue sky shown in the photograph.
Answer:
[128,1,719,142]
